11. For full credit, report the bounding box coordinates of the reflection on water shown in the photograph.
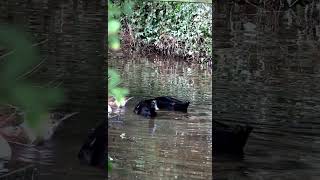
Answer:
[108,53,212,179]
[214,1,320,179]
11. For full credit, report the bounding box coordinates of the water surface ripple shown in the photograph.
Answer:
[214,1,320,179]
[108,53,212,180]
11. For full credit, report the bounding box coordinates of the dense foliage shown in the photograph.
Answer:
[124,1,212,63]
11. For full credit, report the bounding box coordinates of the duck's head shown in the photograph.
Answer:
[151,100,159,111]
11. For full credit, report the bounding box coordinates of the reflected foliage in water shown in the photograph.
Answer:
[109,52,212,104]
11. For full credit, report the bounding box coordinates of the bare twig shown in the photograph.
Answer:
[289,0,300,8]
[0,164,36,178]
[52,81,63,88]
[16,56,47,80]
[46,79,61,87]
[58,112,79,122]
[0,50,15,61]
[0,39,48,61]
[245,0,260,8]
[31,39,48,47]
[7,140,37,148]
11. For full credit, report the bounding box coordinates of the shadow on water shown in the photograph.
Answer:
[0,1,107,180]
[214,1,320,179]
[108,52,212,179]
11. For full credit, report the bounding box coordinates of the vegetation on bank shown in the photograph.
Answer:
[120,1,212,63]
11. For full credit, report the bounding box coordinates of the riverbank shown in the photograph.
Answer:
[118,1,212,64]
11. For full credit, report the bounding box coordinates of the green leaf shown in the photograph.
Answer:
[108,20,121,35]
[108,35,120,50]
[122,0,135,15]
[0,25,64,131]
[108,159,112,172]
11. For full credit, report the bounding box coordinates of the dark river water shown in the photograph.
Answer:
[0,1,107,179]
[0,1,212,179]
[108,52,212,179]
[0,51,212,180]
[214,1,320,180]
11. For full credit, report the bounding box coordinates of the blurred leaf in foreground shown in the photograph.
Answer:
[0,25,64,131]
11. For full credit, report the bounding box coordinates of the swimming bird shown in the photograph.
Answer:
[154,96,190,112]
[78,120,107,166]
[134,99,159,118]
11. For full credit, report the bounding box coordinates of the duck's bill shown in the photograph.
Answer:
[154,103,159,111]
